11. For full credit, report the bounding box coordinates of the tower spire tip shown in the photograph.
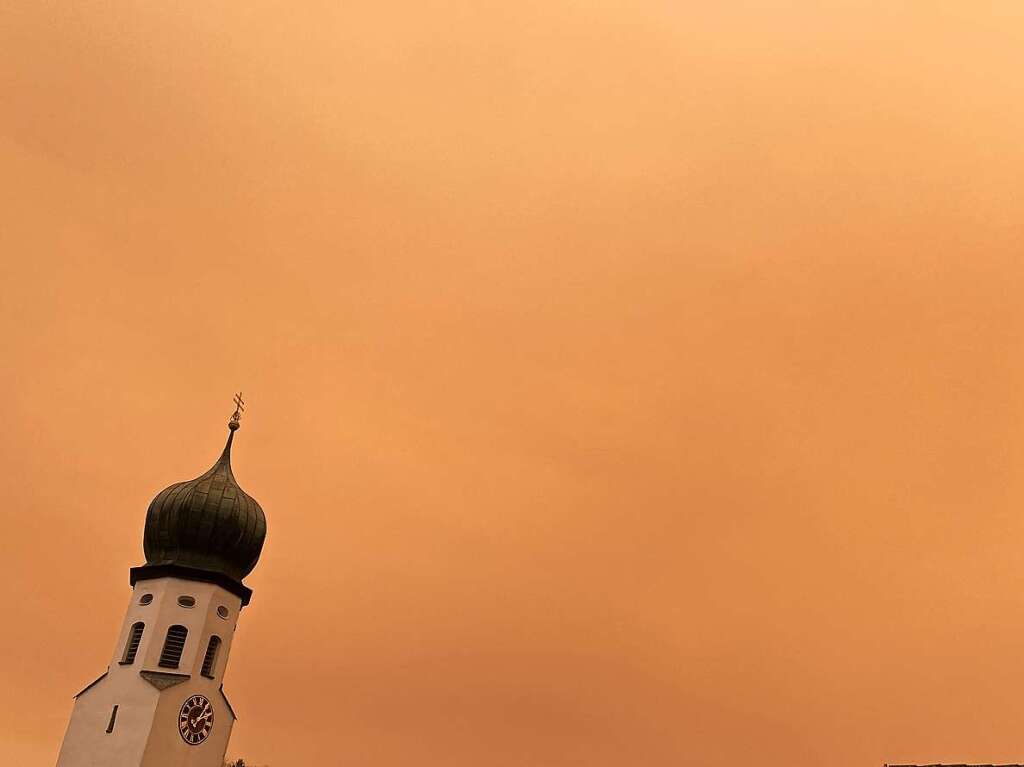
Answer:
[229,392,245,431]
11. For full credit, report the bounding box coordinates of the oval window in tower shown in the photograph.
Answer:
[139,593,154,605]
[177,595,196,608]
[217,606,229,619]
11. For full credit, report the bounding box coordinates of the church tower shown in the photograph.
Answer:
[56,399,267,767]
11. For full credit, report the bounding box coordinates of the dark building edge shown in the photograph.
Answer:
[130,564,252,606]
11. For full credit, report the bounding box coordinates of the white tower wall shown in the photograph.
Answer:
[56,577,244,767]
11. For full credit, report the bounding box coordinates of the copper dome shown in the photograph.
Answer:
[139,423,266,593]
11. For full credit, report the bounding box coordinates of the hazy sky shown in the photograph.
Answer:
[2,2,1024,765]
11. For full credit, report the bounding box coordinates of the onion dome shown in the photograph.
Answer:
[130,415,266,605]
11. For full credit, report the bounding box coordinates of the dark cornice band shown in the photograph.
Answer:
[129,564,253,606]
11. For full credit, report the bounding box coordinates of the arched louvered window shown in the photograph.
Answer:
[121,622,144,665]
[158,625,188,668]
[201,636,222,678]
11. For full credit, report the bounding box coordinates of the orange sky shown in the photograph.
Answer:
[2,2,1024,765]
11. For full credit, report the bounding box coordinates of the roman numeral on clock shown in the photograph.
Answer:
[177,695,214,745]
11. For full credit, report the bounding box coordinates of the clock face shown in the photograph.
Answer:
[178,695,214,745]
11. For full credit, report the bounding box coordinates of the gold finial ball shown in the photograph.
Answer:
[228,419,240,431]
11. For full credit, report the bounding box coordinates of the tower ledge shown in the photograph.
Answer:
[129,564,253,606]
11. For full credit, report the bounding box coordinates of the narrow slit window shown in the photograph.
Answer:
[121,622,144,665]
[158,625,188,668]
[201,636,221,678]
[106,704,118,733]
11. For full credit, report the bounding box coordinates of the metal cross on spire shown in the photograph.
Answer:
[230,392,246,426]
